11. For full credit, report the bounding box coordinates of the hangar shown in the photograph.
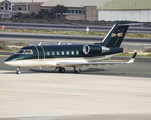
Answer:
[98,0,151,22]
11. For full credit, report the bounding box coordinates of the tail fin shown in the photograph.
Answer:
[99,22,143,47]
[100,22,129,47]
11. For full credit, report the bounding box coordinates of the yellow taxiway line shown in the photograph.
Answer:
[0,55,10,57]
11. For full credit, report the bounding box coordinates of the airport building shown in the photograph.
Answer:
[98,0,151,22]
[0,0,11,19]
[0,0,151,22]
[41,0,112,21]
[41,0,151,22]
[0,0,42,19]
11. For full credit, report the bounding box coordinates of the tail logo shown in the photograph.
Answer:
[111,33,123,37]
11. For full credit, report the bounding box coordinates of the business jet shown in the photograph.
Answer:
[4,22,138,74]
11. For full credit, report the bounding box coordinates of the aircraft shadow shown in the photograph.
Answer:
[2,68,126,77]
[29,68,106,74]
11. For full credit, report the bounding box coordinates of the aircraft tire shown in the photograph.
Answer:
[59,67,66,73]
[16,67,21,74]
[74,70,78,73]
[74,69,81,73]
[79,69,81,73]
[16,71,21,74]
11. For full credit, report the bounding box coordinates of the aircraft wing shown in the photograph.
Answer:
[56,53,137,66]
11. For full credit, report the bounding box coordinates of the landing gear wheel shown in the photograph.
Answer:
[16,67,21,74]
[79,69,81,73]
[58,67,66,73]
[74,70,78,73]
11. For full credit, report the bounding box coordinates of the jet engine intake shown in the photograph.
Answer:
[83,44,110,56]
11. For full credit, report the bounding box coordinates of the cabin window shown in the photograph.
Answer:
[66,51,69,55]
[76,51,79,55]
[71,51,74,55]
[47,52,50,56]
[57,51,59,55]
[52,51,55,55]
[62,51,64,55]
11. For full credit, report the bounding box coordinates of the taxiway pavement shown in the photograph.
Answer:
[0,22,151,33]
[0,71,151,120]
[0,31,151,50]
[0,30,151,119]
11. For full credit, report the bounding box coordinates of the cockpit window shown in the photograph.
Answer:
[16,50,24,54]
[24,50,33,54]
[15,49,33,54]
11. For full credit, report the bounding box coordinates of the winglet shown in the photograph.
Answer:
[127,52,137,63]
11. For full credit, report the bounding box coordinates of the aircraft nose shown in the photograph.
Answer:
[4,61,9,65]
[4,59,17,66]
[4,55,16,66]
[4,59,12,66]
[4,57,11,63]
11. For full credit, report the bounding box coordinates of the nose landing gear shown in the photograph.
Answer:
[16,67,21,74]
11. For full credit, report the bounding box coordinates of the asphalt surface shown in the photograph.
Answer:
[1,70,151,120]
[1,115,151,120]
[0,22,151,33]
[1,51,151,78]
[0,31,151,42]
[0,27,151,120]
[0,31,151,50]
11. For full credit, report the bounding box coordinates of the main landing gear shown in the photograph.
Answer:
[55,67,66,73]
[55,66,81,73]
[16,67,21,74]
[73,66,81,73]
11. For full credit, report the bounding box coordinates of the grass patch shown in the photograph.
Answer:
[0,45,14,51]
[0,40,29,51]
[144,48,151,52]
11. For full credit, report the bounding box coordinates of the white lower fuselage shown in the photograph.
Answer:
[4,54,116,67]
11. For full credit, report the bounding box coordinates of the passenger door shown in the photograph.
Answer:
[35,46,45,59]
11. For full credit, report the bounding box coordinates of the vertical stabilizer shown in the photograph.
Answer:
[100,22,129,47]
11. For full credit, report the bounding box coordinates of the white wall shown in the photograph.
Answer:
[98,10,151,22]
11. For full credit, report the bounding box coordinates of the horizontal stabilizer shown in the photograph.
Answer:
[118,23,145,26]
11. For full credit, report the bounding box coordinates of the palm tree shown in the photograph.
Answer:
[60,5,68,20]
[52,5,68,20]
[52,5,61,19]
[38,9,50,19]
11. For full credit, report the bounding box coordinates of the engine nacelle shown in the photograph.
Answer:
[83,44,110,56]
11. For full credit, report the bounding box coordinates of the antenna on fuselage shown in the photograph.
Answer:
[58,42,61,45]
[39,42,42,46]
